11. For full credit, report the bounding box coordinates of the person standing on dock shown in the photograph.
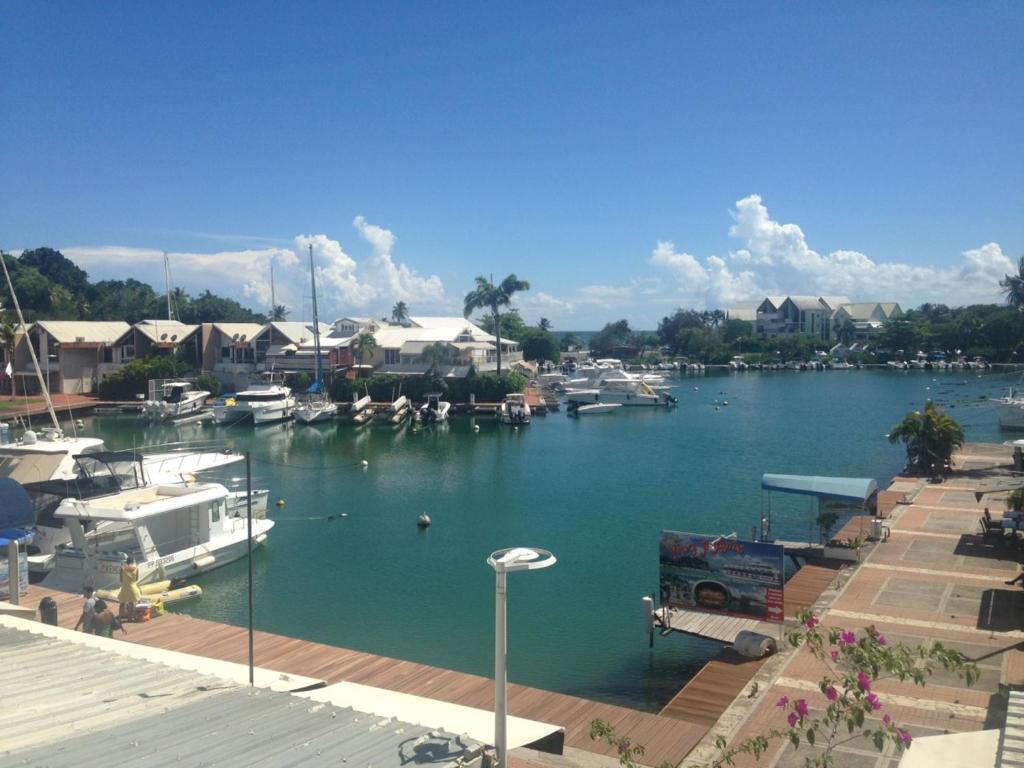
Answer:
[73,586,96,633]
[92,599,126,638]
[118,556,141,620]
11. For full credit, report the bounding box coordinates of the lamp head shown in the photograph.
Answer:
[487,547,556,573]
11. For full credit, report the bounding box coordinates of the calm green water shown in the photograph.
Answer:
[74,368,1013,710]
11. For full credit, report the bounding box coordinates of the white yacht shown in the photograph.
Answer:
[41,479,274,593]
[142,381,210,420]
[498,393,531,425]
[417,393,451,424]
[214,374,296,425]
[564,369,677,407]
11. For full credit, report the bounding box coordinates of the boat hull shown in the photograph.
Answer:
[295,403,338,423]
[565,389,666,406]
[998,400,1024,430]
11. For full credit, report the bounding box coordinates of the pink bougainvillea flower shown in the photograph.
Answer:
[840,630,857,646]
[776,696,789,708]
[857,671,872,692]
[830,649,840,661]
[825,686,838,701]
[883,714,892,726]
[787,712,799,728]
[805,616,819,630]
[898,729,912,746]
[795,699,809,717]
[867,693,882,710]
[877,634,888,646]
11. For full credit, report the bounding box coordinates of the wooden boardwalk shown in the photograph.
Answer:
[24,584,707,767]
[657,560,843,728]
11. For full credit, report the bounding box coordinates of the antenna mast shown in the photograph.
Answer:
[163,252,174,321]
[270,260,276,320]
[309,244,323,387]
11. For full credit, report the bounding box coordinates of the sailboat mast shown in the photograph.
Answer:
[308,244,323,386]
[0,254,60,430]
[270,260,276,319]
[163,252,173,321]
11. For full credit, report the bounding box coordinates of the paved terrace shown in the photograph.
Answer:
[687,442,1024,768]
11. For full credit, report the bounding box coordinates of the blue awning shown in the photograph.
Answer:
[761,474,878,502]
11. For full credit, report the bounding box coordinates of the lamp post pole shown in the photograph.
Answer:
[246,450,254,687]
[487,547,556,768]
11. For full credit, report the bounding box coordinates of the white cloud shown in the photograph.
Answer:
[649,194,1013,308]
[62,216,448,321]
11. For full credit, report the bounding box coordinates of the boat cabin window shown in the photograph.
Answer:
[211,501,220,523]
[237,392,285,402]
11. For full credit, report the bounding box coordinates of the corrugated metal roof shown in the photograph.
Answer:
[35,320,131,344]
[132,319,200,344]
[213,322,267,341]
[0,623,486,768]
[999,689,1024,767]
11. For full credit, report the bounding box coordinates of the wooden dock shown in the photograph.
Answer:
[24,584,708,767]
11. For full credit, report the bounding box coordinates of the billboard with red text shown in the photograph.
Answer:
[659,530,785,624]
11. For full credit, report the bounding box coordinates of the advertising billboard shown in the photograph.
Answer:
[659,530,785,624]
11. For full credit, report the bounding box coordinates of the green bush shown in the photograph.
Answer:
[97,356,192,400]
[195,372,222,397]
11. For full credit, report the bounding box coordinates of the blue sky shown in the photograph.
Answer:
[2,1,1022,328]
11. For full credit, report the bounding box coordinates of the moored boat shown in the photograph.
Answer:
[498,393,531,425]
[568,402,622,416]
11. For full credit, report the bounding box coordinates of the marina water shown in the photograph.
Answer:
[75,369,1011,710]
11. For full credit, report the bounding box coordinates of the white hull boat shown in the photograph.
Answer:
[215,381,296,425]
[998,391,1024,430]
[143,382,210,420]
[570,403,622,415]
[295,397,338,424]
[42,481,274,593]
[498,393,531,425]
[417,393,451,424]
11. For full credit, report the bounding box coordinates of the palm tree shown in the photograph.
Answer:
[352,332,377,378]
[836,318,856,346]
[538,317,552,331]
[391,301,409,325]
[420,342,448,376]
[271,304,289,321]
[463,274,530,377]
[888,402,964,477]
[1001,256,1024,311]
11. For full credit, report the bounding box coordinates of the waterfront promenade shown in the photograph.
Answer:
[689,442,1024,767]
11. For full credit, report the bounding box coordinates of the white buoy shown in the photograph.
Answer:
[473,424,480,432]
[74,419,85,429]
[341,512,348,518]
[417,513,431,528]
[360,460,369,468]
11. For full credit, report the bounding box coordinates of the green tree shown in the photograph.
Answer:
[352,332,378,377]
[19,247,90,296]
[1000,256,1024,311]
[657,309,705,352]
[559,332,581,351]
[888,402,964,477]
[476,308,527,341]
[419,341,448,375]
[391,301,409,325]
[590,319,632,356]
[538,317,552,331]
[271,304,289,321]
[463,274,531,377]
[519,327,560,363]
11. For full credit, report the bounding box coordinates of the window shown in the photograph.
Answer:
[221,346,231,359]
[384,348,400,365]
[102,346,113,364]
[121,344,135,360]
[211,502,220,523]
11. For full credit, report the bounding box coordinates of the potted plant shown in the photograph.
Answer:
[824,537,864,562]
[1006,488,1024,513]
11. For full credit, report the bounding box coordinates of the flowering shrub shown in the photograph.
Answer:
[591,609,978,768]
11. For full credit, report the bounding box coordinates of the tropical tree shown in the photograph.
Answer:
[463,274,531,377]
[271,304,289,321]
[1000,256,1024,311]
[888,402,965,477]
[391,301,410,325]
[836,318,856,346]
[560,332,581,351]
[419,342,448,376]
[351,332,378,377]
[538,317,551,331]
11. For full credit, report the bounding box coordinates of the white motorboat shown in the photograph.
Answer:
[569,402,622,416]
[375,395,410,425]
[41,480,274,593]
[215,375,296,425]
[417,393,451,424]
[142,381,210,420]
[997,388,1024,430]
[564,369,677,407]
[498,393,531,425]
[294,244,338,425]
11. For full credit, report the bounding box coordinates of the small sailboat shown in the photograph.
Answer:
[295,244,338,424]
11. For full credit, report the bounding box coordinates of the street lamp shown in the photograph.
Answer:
[487,547,556,768]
